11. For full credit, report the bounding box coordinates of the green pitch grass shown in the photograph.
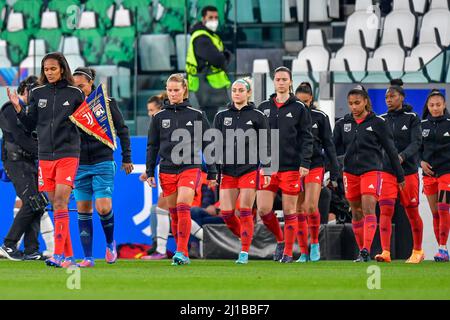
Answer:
[0,259,449,299]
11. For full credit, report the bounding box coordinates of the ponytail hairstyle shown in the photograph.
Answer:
[422,89,446,119]
[39,52,74,85]
[274,66,293,93]
[147,92,167,109]
[73,67,96,93]
[347,84,372,112]
[166,73,189,100]
[295,81,314,107]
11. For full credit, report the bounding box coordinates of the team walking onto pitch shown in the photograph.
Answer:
[2,51,449,266]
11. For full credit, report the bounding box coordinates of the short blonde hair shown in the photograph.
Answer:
[166,73,189,99]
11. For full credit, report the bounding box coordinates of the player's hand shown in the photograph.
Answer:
[139,172,148,182]
[262,175,271,188]
[421,161,434,176]
[208,179,217,188]
[299,167,309,178]
[398,180,406,191]
[7,88,21,113]
[147,177,156,188]
[121,163,134,175]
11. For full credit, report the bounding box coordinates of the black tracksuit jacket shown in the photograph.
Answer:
[333,112,405,182]
[146,100,217,179]
[380,104,422,176]
[420,112,450,177]
[79,98,132,165]
[213,102,271,177]
[0,102,38,161]
[307,105,340,181]
[257,93,313,171]
[17,79,85,160]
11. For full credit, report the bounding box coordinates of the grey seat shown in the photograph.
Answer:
[421,0,450,47]
[139,34,174,71]
[0,40,12,67]
[61,37,86,71]
[381,0,417,49]
[293,29,330,73]
[344,0,380,50]
[175,33,190,71]
[20,39,46,73]
[296,0,330,22]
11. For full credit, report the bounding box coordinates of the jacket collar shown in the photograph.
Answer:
[227,102,255,111]
[163,99,191,110]
[46,79,69,89]
[269,93,298,108]
[387,104,413,115]
[344,111,376,123]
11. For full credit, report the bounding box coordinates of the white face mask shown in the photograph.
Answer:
[205,20,219,32]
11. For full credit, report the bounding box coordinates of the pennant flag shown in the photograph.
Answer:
[69,84,117,150]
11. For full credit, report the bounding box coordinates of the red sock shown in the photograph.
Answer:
[54,210,69,256]
[379,199,395,251]
[431,210,440,244]
[176,203,191,256]
[352,219,364,250]
[438,203,450,246]
[404,206,423,251]
[364,214,378,251]
[297,213,309,254]
[169,208,178,243]
[239,208,254,253]
[221,210,241,238]
[261,211,284,243]
[64,226,73,257]
[283,214,298,257]
[307,211,320,244]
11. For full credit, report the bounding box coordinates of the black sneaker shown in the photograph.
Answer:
[279,254,293,263]
[273,242,285,261]
[23,251,44,261]
[0,245,23,261]
[354,248,370,262]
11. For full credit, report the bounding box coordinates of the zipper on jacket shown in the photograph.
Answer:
[51,85,56,158]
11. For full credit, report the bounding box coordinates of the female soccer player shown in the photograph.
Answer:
[7,52,85,268]
[257,67,313,263]
[146,73,217,265]
[140,94,171,260]
[420,89,450,262]
[213,78,271,264]
[294,82,339,262]
[333,85,405,262]
[376,85,424,263]
[72,67,133,267]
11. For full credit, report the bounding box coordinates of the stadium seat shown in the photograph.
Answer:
[175,33,190,71]
[1,11,29,66]
[12,0,42,31]
[0,0,6,29]
[382,0,417,49]
[344,0,380,50]
[60,36,86,71]
[154,0,185,34]
[430,0,449,9]
[228,0,255,23]
[85,0,115,34]
[122,0,153,34]
[20,39,46,74]
[102,7,136,65]
[91,65,131,99]
[74,11,104,65]
[411,0,428,14]
[296,0,330,22]
[252,59,274,99]
[259,0,281,22]
[35,11,62,52]
[139,34,174,71]
[421,1,450,47]
[403,27,445,82]
[283,0,295,22]
[294,29,330,73]
[330,33,368,82]
[47,0,81,35]
[0,40,12,67]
